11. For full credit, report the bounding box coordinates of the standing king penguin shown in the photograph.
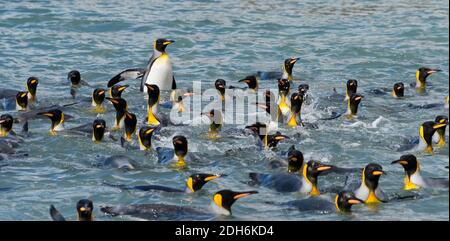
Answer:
[107,38,176,93]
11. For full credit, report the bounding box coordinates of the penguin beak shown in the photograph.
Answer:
[145,128,156,135]
[354,96,363,101]
[183,92,194,97]
[391,160,408,165]
[204,174,221,182]
[30,79,37,84]
[274,135,289,141]
[372,170,384,176]
[118,85,129,92]
[95,124,104,129]
[233,191,258,200]
[98,90,105,95]
[217,84,225,89]
[427,69,441,74]
[38,112,54,117]
[163,39,175,45]
[348,198,363,205]
[290,58,299,64]
[433,123,448,129]
[0,120,5,124]
[316,165,332,172]
[145,84,155,91]
[20,93,28,98]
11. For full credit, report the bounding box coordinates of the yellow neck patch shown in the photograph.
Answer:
[186,177,195,192]
[366,191,381,204]
[148,106,160,126]
[437,135,446,146]
[279,95,289,114]
[213,194,223,208]
[287,115,298,127]
[302,164,319,196]
[335,194,342,212]
[404,175,420,190]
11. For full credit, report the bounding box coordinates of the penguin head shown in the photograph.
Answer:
[335,191,364,213]
[110,85,128,98]
[391,154,419,177]
[346,79,358,97]
[435,115,448,132]
[92,119,106,143]
[138,126,158,150]
[0,114,14,136]
[123,112,137,142]
[212,189,258,215]
[266,132,289,148]
[348,93,363,116]
[76,199,94,221]
[303,160,333,186]
[145,84,160,107]
[283,57,299,79]
[245,122,267,138]
[106,97,128,113]
[290,92,304,114]
[298,84,309,96]
[391,82,404,98]
[215,79,226,100]
[67,70,81,86]
[238,75,258,90]
[173,135,188,159]
[37,109,65,133]
[362,163,383,191]
[92,88,106,106]
[186,173,223,193]
[420,121,446,152]
[26,77,39,99]
[16,91,29,111]
[278,78,290,96]
[287,147,304,173]
[416,67,441,87]
[154,38,174,53]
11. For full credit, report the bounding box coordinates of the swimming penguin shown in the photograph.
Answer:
[156,135,197,166]
[419,120,448,153]
[279,191,363,214]
[286,92,304,127]
[37,109,65,135]
[215,79,227,102]
[282,57,300,81]
[107,38,176,92]
[68,70,91,98]
[106,97,128,130]
[123,111,137,142]
[105,173,223,193]
[91,88,106,113]
[136,126,158,151]
[346,93,363,117]
[248,160,333,195]
[1,77,39,110]
[101,189,257,220]
[201,109,223,139]
[230,75,259,92]
[109,84,129,98]
[277,78,291,116]
[26,77,39,101]
[392,82,404,98]
[99,155,138,170]
[146,84,161,126]
[0,114,14,137]
[298,84,309,96]
[50,199,94,221]
[391,154,449,190]
[345,79,358,101]
[15,91,29,111]
[352,163,386,204]
[433,115,448,146]
[67,118,110,143]
[414,67,441,91]
[245,122,289,149]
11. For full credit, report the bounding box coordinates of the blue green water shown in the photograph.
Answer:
[0,0,448,220]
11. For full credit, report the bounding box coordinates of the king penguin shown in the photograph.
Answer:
[107,38,176,93]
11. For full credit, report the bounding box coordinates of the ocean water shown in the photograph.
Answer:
[0,0,448,221]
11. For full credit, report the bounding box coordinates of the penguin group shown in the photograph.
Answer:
[0,37,448,221]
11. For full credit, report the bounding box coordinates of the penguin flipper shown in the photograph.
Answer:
[319,111,343,120]
[49,205,66,221]
[107,68,145,87]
